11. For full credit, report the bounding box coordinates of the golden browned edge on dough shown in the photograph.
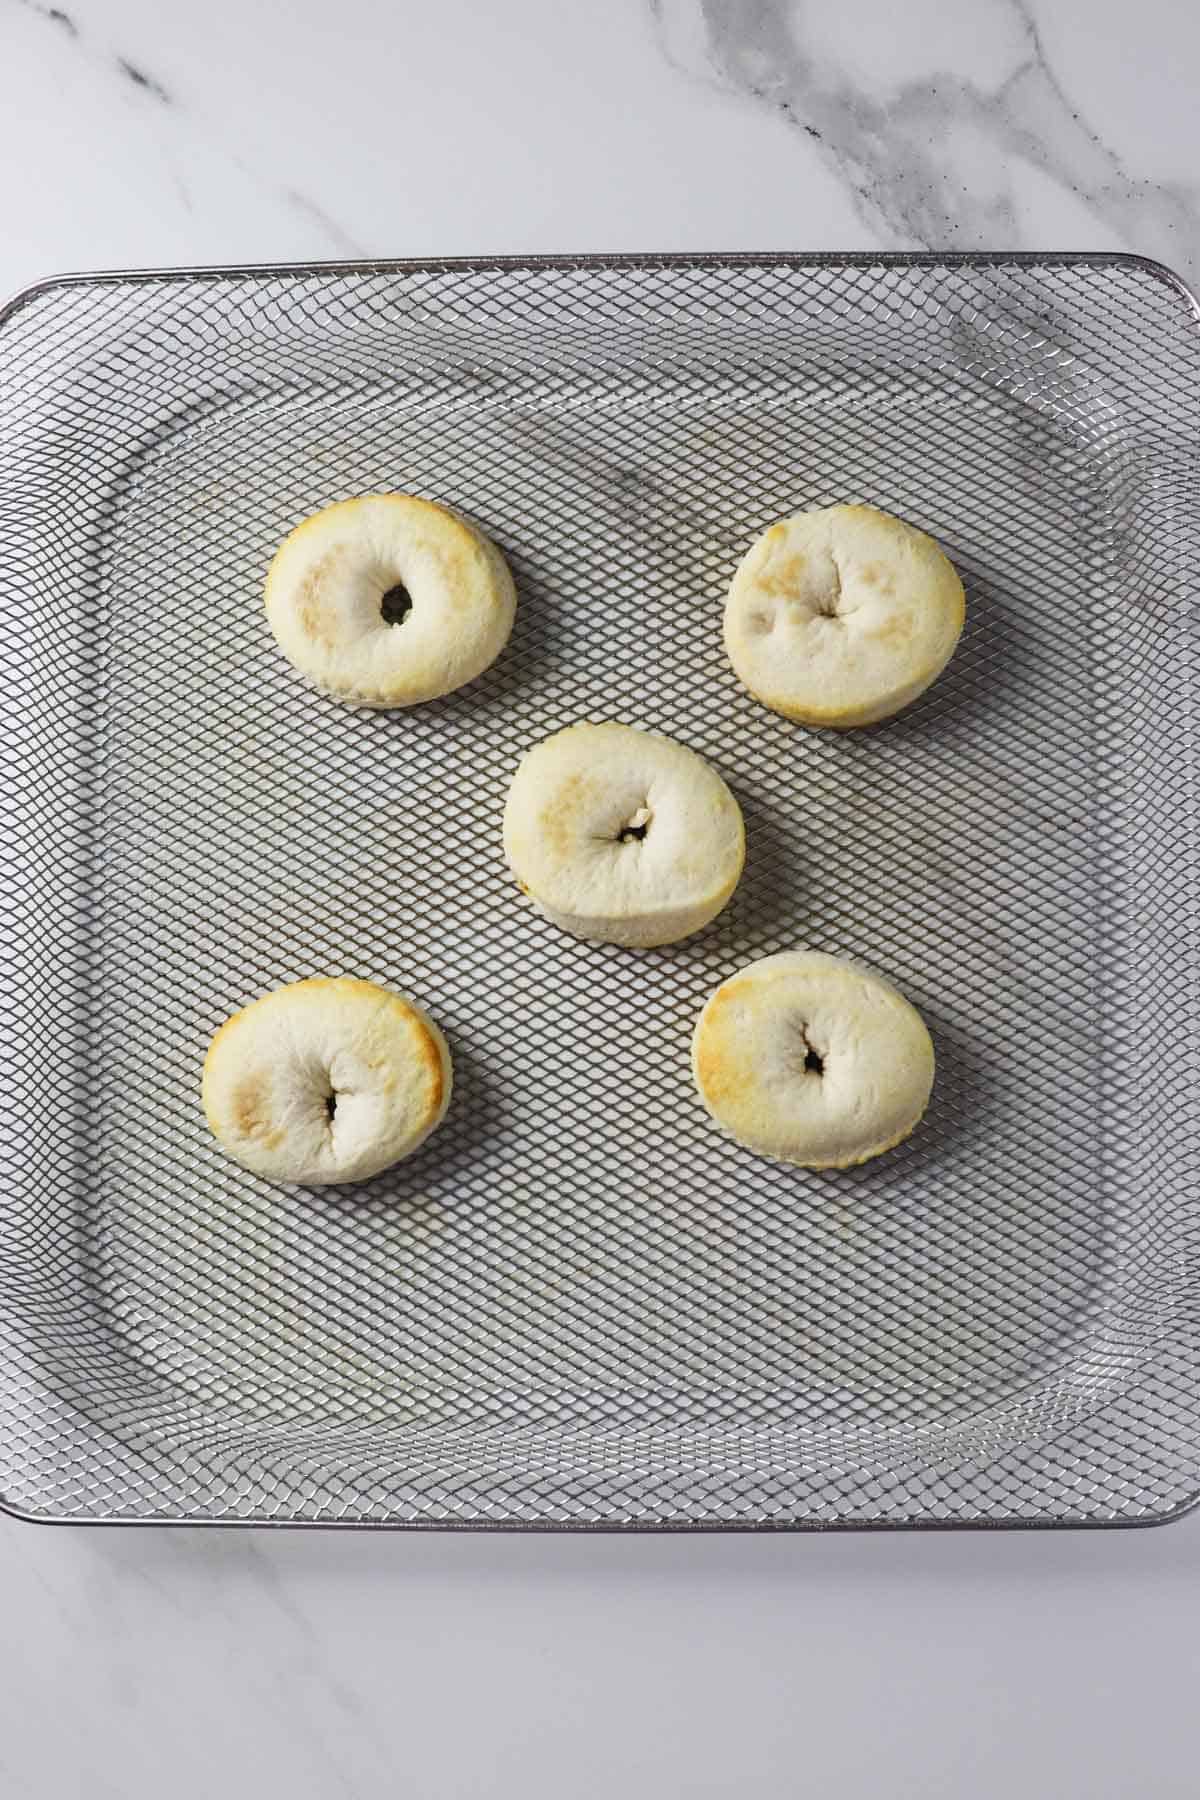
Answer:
[690,975,934,1171]
[689,977,751,1108]
[741,690,939,730]
[202,975,447,1139]
[727,507,967,729]
[263,494,512,710]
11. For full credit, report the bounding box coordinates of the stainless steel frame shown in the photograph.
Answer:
[1,252,1198,1528]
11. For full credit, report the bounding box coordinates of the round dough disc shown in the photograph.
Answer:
[202,976,452,1185]
[503,721,745,947]
[692,951,934,1168]
[264,494,516,708]
[724,503,964,727]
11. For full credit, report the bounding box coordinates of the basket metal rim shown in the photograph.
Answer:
[1,1488,1195,1532]
[4,248,1198,1532]
[2,248,1199,343]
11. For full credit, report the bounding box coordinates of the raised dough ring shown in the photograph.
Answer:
[724,503,964,727]
[503,722,745,947]
[265,494,516,707]
[692,951,934,1168]
[202,977,452,1185]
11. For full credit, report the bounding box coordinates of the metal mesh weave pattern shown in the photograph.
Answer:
[1,253,1198,1526]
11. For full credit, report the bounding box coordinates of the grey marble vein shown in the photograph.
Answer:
[650,0,1200,276]
[117,55,171,105]
[15,0,177,110]
[11,0,365,260]
[15,0,77,35]
[284,188,369,259]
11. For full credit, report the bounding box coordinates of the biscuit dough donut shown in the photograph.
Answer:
[265,494,516,707]
[503,722,745,947]
[202,977,452,1185]
[724,504,964,727]
[692,951,934,1168]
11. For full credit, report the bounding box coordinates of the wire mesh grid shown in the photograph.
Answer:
[0,253,1198,1526]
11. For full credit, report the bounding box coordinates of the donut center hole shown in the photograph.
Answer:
[814,553,844,619]
[617,805,652,844]
[797,1023,825,1078]
[380,581,413,627]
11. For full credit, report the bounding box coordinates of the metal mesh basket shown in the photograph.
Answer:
[1,252,1198,1527]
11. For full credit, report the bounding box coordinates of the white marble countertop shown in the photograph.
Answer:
[3,2,1199,1795]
